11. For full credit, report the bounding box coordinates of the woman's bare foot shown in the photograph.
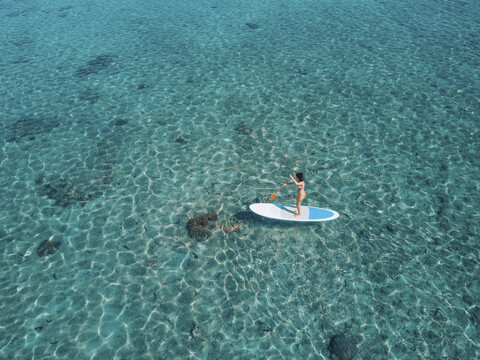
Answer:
[294,213,301,217]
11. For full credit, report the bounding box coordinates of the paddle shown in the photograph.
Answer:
[270,179,288,201]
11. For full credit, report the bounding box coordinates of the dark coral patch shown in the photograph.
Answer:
[6,117,60,143]
[328,334,357,360]
[186,211,219,239]
[77,89,102,104]
[114,119,128,126]
[35,129,124,207]
[59,5,74,11]
[38,176,100,207]
[6,9,32,18]
[37,239,61,257]
[245,23,260,30]
[234,123,252,135]
[176,135,188,144]
[75,55,116,77]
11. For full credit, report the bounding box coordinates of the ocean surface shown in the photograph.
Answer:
[1,0,479,358]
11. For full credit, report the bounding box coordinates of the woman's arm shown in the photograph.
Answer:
[289,174,299,185]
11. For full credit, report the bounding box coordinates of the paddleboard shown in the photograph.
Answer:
[249,203,339,222]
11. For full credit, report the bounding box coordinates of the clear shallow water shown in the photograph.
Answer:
[0,0,479,358]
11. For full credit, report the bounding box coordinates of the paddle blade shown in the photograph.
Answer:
[270,179,288,201]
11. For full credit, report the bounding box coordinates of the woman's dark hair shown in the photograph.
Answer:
[296,172,304,182]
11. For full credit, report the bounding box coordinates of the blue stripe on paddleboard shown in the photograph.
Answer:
[308,207,335,220]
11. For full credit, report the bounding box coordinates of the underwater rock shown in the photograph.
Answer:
[59,5,74,11]
[234,123,252,135]
[38,176,97,207]
[122,217,139,230]
[137,84,149,90]
[176,135,188,144]
[328,334,357,360]
[245,22,260,30]
[471,306,480,325]
[35,127,125,207]
[75,55,115,77]
[186,211,218,239]
[35,174,45,185]
[58,6,73,18]
[36,131,120,206]
[256,319,274,336]
[115,119,128,126]
[145,256,157,267]
[77,88,101,104]
[6,117,60,143]
[6,9,32,18]
[37,239,61,257]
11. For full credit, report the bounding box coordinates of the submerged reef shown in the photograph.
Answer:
[77,88,102,104]
[328,334,358,360]
[36,174,104,207]
[5,117,60,143]
[36,129,124,207]
[114,119,128,126]
[75,55,116,77]
[176,135,188,144]
[234,123,252,135]
[36,239,61,257]
[245,22,260,30]
[186,211,218,239]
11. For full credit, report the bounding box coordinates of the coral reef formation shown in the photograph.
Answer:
[328,334,358,360]
[245,23,259,30]
[176,135,188,144]
[75,55,116,77]
[5,117,60,143]
[186,211,218,239]
[36,239,61,257]
[36,129,124,207]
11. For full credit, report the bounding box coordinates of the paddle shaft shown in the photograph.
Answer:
[270,180,288,200]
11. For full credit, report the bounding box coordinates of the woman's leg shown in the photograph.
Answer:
[295,197,302,216]
[295,193,305,217]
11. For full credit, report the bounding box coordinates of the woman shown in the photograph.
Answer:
[287,172,306,216]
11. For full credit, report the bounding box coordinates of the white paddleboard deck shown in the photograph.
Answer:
[249,203,339,222]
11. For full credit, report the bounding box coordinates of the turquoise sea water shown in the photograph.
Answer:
[1,0,479,358]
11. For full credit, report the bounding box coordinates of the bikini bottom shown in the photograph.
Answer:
[297,192,306,201]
